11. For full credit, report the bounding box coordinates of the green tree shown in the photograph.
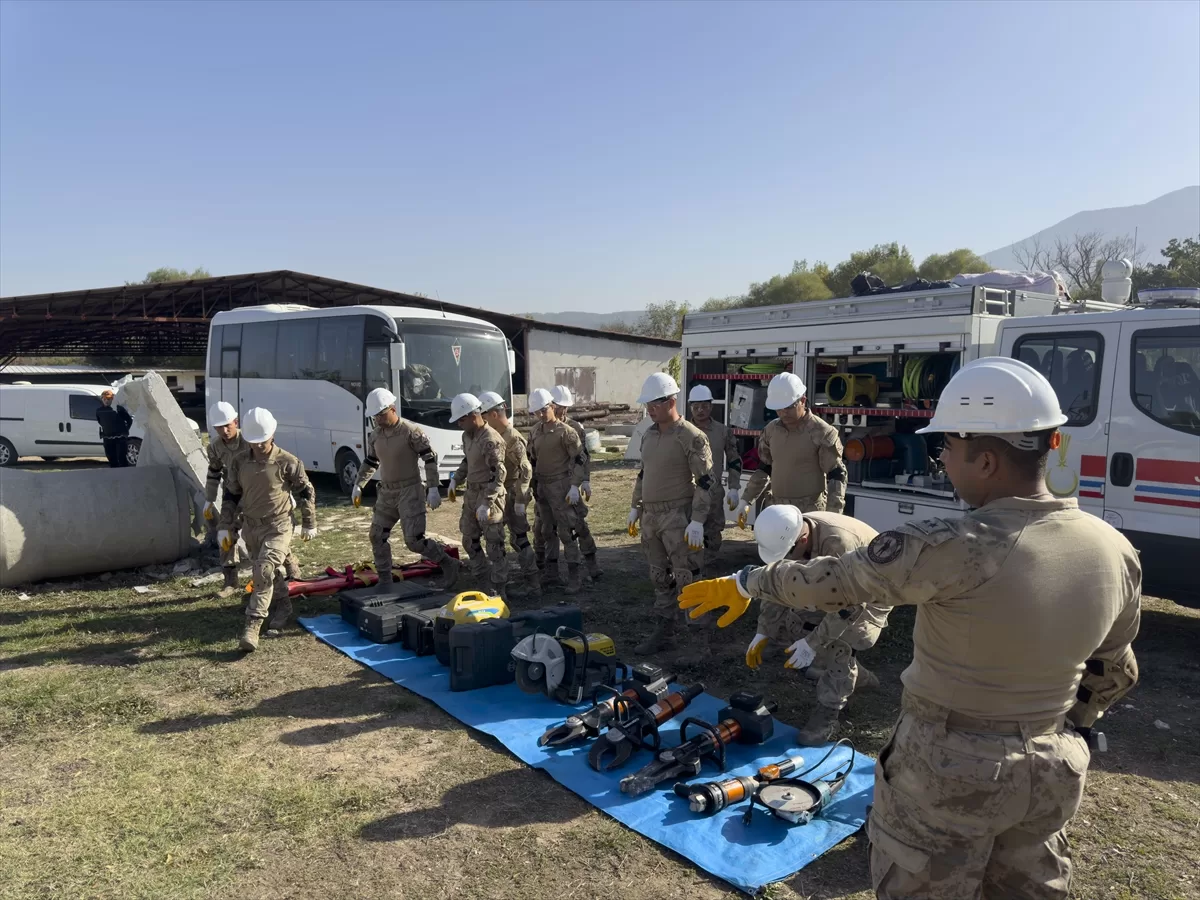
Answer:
[1132,236,1200,296]
[634,300,689,340]
[824,242,916,297]
[917,248,992,281]
[132,266,211,285]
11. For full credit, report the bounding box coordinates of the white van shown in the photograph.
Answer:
[0,383,197,467]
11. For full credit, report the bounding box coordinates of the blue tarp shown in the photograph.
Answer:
[299,613,875,894]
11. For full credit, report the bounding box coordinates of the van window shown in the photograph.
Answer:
[276,320,319,380]
[207,326,223,377]
[1131,325,1200,435]
[1012,332,1103,426]
[69,394,103,420]
[240,322,278,379]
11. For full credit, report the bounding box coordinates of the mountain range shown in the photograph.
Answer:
[529,186,1199,330]
[984,185,1199,271]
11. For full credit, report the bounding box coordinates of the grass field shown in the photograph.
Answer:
[2,460,1198,899]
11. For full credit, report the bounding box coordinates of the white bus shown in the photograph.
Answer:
[205,304,515,493]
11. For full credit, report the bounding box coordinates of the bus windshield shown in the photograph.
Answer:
[396,321,510,427]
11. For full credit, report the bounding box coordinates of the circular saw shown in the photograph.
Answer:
[511,627,621,704]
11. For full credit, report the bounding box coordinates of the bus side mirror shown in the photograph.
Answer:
[507,348,516,375]
[390,342,407,372]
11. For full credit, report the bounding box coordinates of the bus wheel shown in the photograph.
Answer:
[336,449,360,496]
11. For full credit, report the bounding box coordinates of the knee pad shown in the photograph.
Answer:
[369,524,391,543]
[649,565,673,592]
[672,568,695,590]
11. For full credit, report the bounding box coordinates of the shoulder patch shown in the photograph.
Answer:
[866,531,905,565]
[900,518,958,544]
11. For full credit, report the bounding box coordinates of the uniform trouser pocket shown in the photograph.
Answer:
[869,816,932,896]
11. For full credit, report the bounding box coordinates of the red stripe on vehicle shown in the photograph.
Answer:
[1134,495,1200,509]
[1079,490,1105,499]
[1080,455,1107,477]
[1136,458,1200,485]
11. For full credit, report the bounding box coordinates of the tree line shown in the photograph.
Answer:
[609,234,1200,341]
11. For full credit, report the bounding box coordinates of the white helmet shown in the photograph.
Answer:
[917,356,1067,447]
[208,401,238,428]
[755,505,805,564]
[765,372,807,410]
[241,407,277,444]
[528,388,554,413]
[637,372,680,405]
[687,384,714,403]
[478,391,506,413]
[365,387,397,417]
[550,385,574,407]
[448,392,482,424]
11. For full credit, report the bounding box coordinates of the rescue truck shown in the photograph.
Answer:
[680,266,1199,597]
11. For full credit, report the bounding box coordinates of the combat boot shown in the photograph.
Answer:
[797,704,841,745]
[534,551,546,573]
[435,555,462,592]
[266,596,293,634]
[856,663,880,691]
[584,553,603,581]
[564,562,583,595]
[239,616,266,652]
[543,561,564,588]
[634,618,673,656]
[217,567,240,599]
[673,627,710,667]
[371,574,395,595]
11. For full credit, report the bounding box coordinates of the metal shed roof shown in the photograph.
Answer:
[0,270,678,364]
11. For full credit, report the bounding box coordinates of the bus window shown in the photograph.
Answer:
[366,345,390,393]
[276,320,318,380]
[397,323,510,407]
[207,326,223,377]
[241,322,278,379]
[316,315,365,397]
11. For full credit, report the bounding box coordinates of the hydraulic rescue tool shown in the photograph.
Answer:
[512,627,623,705]
[587,681,705,772]
[539,664,672,748]
[745,740,856,825]
[619,692,778,796]
[673,754,807,815]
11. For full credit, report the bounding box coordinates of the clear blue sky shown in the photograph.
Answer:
[1,0,1197,313]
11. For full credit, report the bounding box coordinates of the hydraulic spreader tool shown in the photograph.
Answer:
[538,664,672,748]
[619,692,778,796]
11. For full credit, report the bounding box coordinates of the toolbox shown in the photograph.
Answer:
[353,593,451,644]
[449,617,517,691]
[400,608,440,656]
[338,581,439,624]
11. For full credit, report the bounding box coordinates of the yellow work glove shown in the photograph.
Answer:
[567,485,582,505]
[217,529,233,553]
[784,638,816,670]
[351,485,363,508]
[300,526,318,542]
[626,507,640,538]
[679,571,753,628]
[736,501,750,530]
[745,633,768,669]
[581,481,592,503]
[447,475,458,502]
[725,489,740,512]
[203,501,216,522]
[684,520,705,552]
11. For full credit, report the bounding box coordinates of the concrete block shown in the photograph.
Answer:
[1,466,194,587]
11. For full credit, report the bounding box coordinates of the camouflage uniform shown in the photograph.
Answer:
[452,423,508,595]
[496,421,539,589]
[220,445,316,625]
[356,418,451,577]
[745,496,1142,899]
[537,414,600,575]
[740,412,846,514]
[755,511,889,710]
[529,418,587,579]
[693,416,741,568]
[631,419,713,623]
[205,432,300,582]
